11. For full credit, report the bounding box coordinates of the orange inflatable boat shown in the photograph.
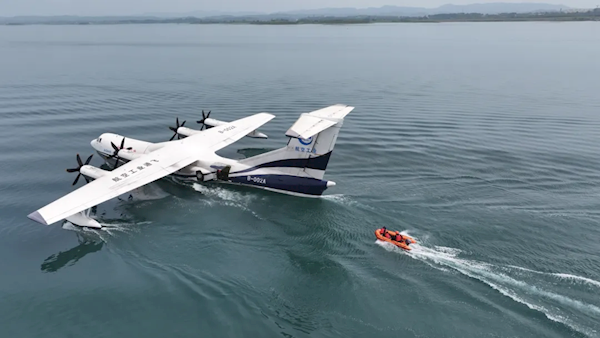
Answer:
[375,229,416,251]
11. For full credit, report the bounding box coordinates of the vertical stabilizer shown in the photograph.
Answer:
[239,105,353,180]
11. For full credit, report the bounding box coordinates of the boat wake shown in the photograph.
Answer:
[62,220,149,241]
[192,183,264,219]
[321,194,376,211]
[376,235,600,337]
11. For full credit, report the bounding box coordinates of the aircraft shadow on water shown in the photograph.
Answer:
[40,233,104,273]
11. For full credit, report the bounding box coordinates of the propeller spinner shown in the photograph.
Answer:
[108,137,132,169]
[66,154,93,186]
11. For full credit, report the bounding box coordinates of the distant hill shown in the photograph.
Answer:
[435,2,569,14]
[0,3,576,25]
[142,10,262,18]
[147,3,570,18]
[277,3,569,17]
[279,6,429,17]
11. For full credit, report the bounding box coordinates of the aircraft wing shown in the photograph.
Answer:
[189,112,275,152]
[28,112,275,226]
[28,143,199,226]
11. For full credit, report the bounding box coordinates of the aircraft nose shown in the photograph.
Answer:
[90,136,102,149]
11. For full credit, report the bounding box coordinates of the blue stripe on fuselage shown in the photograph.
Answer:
[97,150,329,194]
[229,174,328,196]
[233,151,332,175]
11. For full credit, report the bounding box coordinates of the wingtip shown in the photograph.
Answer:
[27,211,48,225]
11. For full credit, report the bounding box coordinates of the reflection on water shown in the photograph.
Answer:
[40,233,104,273]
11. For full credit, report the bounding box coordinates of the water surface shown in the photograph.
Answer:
[1,22,599,338]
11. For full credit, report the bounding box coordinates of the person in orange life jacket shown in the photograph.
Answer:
[395,233,411,246]
[394,233,404,242]
[379,226,392,239]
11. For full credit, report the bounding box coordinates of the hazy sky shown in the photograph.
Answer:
[1,0,595,16]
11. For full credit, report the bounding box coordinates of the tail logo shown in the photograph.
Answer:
[298,137,313,145]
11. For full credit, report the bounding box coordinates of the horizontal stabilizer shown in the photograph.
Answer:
[307,104,354,120]
[285,105,354,139]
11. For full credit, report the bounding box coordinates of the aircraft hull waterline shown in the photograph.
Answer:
[97,150,333,197]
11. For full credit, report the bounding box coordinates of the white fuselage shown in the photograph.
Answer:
[90,133,334,197]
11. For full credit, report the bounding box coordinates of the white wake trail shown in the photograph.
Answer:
[376,234,600,337]
[508,265,600,289]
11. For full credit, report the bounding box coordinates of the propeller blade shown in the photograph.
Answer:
[113,156,121,169]
[120,138,125,149]
[111,142,119,153]
[66,153,94,185]
[72,173,81,186]
[169,117,186,140]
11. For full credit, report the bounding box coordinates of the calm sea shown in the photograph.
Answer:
[1,22,599,338]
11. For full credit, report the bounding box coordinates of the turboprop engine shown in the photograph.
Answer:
[64,154,110,228]
[66,154,109,185]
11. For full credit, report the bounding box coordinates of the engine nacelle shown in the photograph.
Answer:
[80,165,110,181]
[175,127,198,138]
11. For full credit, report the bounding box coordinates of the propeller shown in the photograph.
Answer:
[108,137,132,169]
[168,117,186,141]
[196,110,213,130]
[66,154,93,186]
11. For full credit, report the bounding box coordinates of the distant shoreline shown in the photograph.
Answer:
[2,10,599,26]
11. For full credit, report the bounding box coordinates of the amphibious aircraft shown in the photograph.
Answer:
[27,104,354,229]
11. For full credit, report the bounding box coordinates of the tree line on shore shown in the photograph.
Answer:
[3,9,600,25]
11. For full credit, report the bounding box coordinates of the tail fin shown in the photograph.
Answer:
[240,105,353,180]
